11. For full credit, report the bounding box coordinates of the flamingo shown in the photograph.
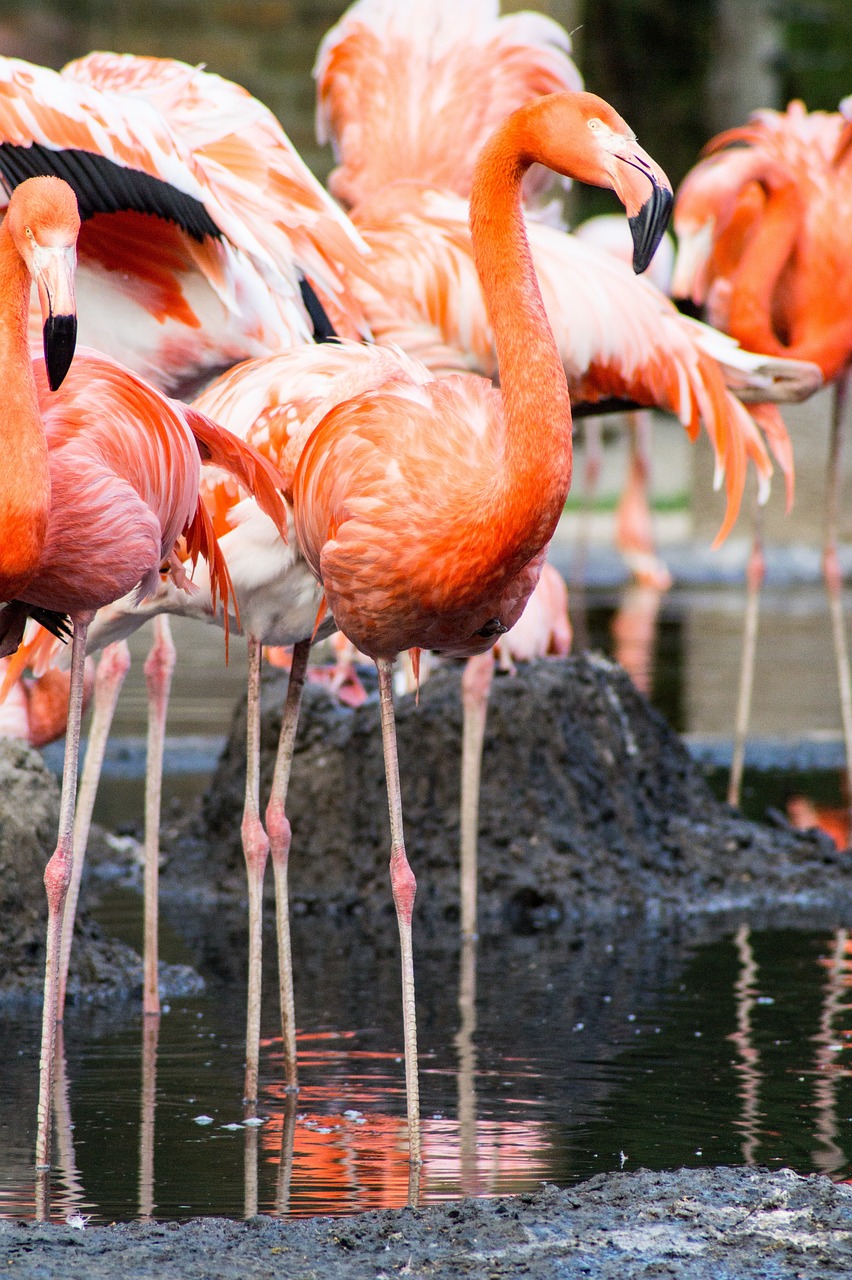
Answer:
[0,175,288,1179]
[0,658,94,747]
[0,49,380,1041]
[291,88,673,1176]
[311,0,816,955]
[672,100,852,807]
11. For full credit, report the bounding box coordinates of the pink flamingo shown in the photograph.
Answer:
[0,657,94,747]
[83,339,436,1104]
[0,174,287,1178]
[315,0,817,551]
[0,50,372,394]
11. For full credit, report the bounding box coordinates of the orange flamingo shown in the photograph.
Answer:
[291,88,673,1176]
[673,101,852,806]
[0,175,287,1180]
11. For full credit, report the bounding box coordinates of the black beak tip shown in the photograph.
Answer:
[44,314,77,392]
[628,182,674,275]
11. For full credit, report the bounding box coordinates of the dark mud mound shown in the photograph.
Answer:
[5,1167,851,1278]
[190,654,848,938]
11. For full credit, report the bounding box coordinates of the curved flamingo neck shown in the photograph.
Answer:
[0,217,51,596]
[726,176,801,358]
[727,173,852,379]
[469,117,573,549]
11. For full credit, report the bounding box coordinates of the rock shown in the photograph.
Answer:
[0,739,61,1000]
[0,738,201,1009]
[185,654,850,940]
[4,1167,852,1279]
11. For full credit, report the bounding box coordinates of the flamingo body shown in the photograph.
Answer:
[295,372,551,660]
[673,101,852,380]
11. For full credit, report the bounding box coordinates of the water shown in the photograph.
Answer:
[2,913,851,1222]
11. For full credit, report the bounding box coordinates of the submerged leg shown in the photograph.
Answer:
[265,636,311,1093]
[459,650,494,944]
[36,614,91,1176]
[57,640,131,1015]
[376,657,421,1200]
[728,490,765,808]
[143,616,176,1017]
[242,635,270,1106]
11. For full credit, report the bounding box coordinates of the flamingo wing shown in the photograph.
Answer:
[0,53,372,390]
[315,0,581,209]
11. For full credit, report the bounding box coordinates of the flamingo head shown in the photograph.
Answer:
[513,92,673,274]
[7,176,79,390]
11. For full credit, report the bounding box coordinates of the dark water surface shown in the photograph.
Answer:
[2,910,852,1222]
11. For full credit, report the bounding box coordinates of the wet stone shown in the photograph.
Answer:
[181,654,852,940]
[0,739,200,1008]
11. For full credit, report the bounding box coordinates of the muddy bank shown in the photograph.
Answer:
[4,1167,852,1278]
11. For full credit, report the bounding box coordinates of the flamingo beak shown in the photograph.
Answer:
[610,143,673,274]
[34,245,78,391]
[628,180,673,275]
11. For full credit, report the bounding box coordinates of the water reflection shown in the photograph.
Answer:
[138,1015,159,1219]
[727,925,762,1165]
[811,930,850,1176]
[4,924,852,1221]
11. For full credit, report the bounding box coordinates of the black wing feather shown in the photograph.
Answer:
[0,141,221,242]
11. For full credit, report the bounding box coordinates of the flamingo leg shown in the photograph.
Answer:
[142,616,176,1017]
[615,410,673,591]
[57,640,131,1016]
[36,613,91,1175]
[459,650,495,943]
[264,635,310,1093]
[242,635,270,1106]
[376,657,422,1196]
[728,490,765,808]
[822,374,852,822]
[569,418,602,652]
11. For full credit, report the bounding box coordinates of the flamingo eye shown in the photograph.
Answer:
[588,118,603,132]
[24,225,34,240]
